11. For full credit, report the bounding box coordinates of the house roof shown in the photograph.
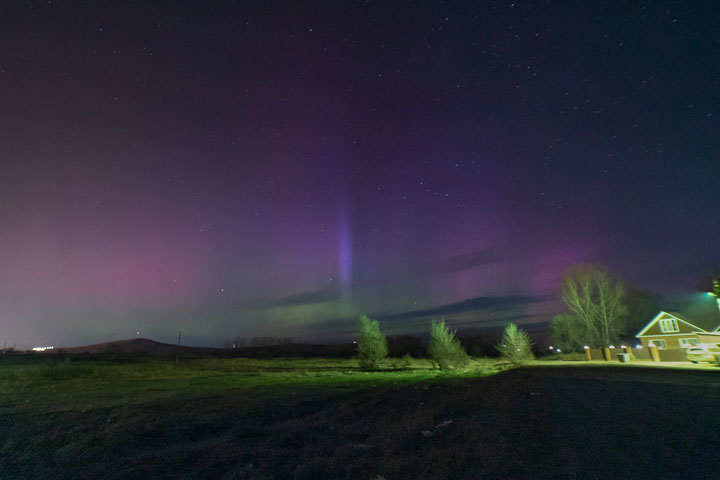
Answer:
[636,311,707,337]
[635,298,720,337]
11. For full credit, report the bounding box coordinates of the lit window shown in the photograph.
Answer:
[651,339,668,349]
[679,338,698,348]
[659,318,679,333]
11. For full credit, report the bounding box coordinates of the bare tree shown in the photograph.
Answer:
[560,264,628,346]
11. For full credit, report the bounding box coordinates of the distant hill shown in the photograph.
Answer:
[47,338,219,356]
[37,338,358,358]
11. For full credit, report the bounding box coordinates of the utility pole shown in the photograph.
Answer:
[175,331,182,364]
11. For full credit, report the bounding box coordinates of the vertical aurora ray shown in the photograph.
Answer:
[337,205,353,301]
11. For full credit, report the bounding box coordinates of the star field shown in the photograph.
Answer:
[0,1,718,347]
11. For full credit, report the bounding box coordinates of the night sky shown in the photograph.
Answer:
[1,1,719,348]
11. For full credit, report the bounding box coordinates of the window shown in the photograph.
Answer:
[679,338,698,348]
[650,339,667,349]
[659,317,679,333]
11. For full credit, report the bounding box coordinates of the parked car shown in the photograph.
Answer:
[685,344,720,364]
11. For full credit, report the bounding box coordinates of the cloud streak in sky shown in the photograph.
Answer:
[378,294,551,322]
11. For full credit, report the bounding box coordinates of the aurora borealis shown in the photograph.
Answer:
[1,1,719,348]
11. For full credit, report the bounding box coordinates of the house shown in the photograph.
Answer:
[696,332,720,345]
[636,309,720,349]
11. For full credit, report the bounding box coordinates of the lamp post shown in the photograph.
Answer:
[708,277,720,315]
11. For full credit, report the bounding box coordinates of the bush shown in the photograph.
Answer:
[428,319,468,370]
[389,354,415,370]
[356,315,388,370]
[496,323,534,364]
[540,352,586,362]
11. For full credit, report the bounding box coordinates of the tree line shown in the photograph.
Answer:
[356,315,534,370]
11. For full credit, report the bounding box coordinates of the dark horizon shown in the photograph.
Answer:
[1,1,719,349]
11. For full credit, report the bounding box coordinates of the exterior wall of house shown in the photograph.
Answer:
[696,332,720,346]
[639,322,665,336]
[638,335,700,349]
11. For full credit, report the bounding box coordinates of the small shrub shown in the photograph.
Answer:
[389,354,414,370]
[541,352,586,362]
[496,323,534,364]
[428,319,468,370]
[356,314,389,370]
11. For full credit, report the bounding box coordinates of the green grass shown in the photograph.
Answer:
[0,356,504,415]
[3,356,719,479]
[1,355,504,479]
[0,355,502,388]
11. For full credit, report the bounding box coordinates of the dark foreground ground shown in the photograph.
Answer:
[2,364,720,479]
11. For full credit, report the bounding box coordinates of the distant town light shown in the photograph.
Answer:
[556,349,562,353]
[609,345,615,349]
[620,345,627,349]
[548,346,554,350]
[583,345,590,349]
[635,344,643,349]
[32,346,54,352]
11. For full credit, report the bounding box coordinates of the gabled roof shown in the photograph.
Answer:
[636,311,708,337]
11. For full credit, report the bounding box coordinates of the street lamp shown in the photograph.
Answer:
[709,278,720,315]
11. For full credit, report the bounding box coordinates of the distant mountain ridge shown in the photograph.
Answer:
[36,338,357,357]
[45,338,218,356]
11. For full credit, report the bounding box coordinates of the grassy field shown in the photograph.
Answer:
[2,356,719,479]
